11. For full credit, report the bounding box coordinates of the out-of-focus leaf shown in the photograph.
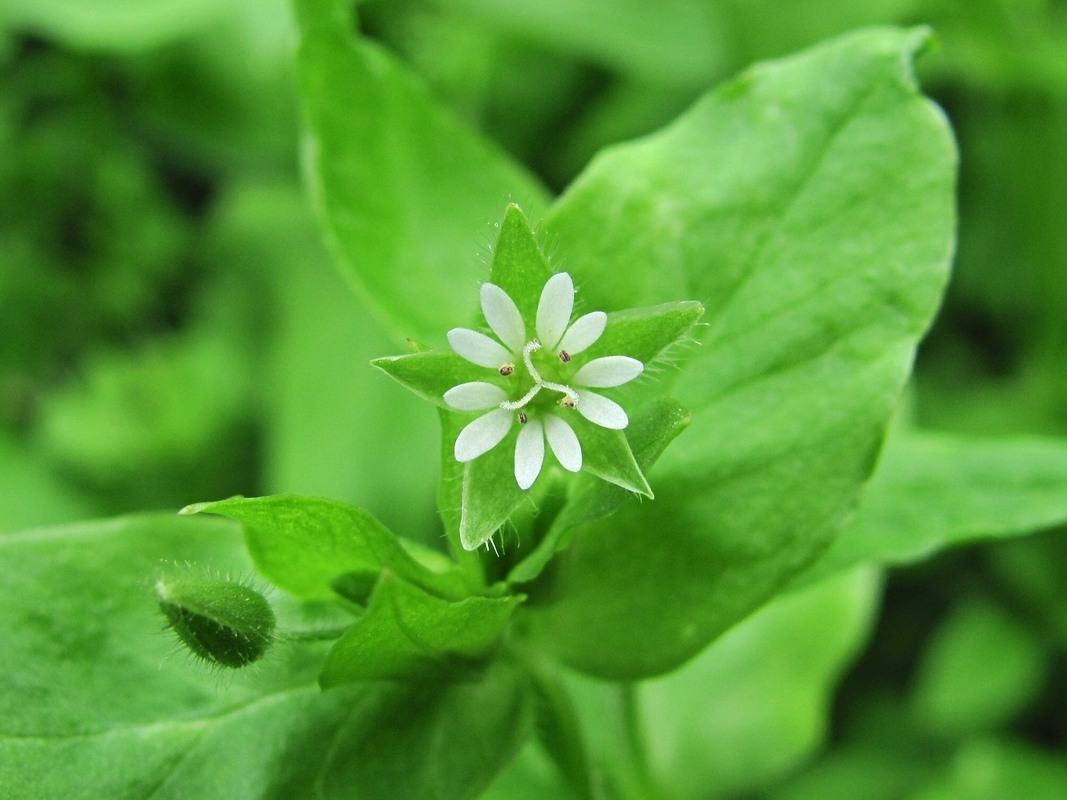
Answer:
[0,434,94,534]
[641,567,881,798]
[909,600,1047,737]
[525,27,956,679]
[796,432,1067,587]
[294,0,550,342]
[0,0,235,51]
[908,739,1067,800]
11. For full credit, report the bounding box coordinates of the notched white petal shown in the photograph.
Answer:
[557,311,606,355]
[480,283,526,353]
[544,414,582,472]
[454,408,513,462]
[444,382,508,411]
[573,356,644,388]
[448,328,511,368]
[575,390,629,430]
[514,417,545,490]
[536,272,574,350]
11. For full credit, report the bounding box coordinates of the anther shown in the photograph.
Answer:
[499,363,514,376]
[559,350,571,363]
[518,412,528,424]
[559,396,577,409]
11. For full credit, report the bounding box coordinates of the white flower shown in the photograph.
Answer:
[444,273,643,490]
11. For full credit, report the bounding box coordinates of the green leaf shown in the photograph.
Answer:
[795,431,1067,587]
[526,27,957,678]
[0,514,529,798]
[294,0,550,342]
[319,572,523,686]
[183,494,469,601]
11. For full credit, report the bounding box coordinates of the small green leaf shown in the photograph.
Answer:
[183,495,469,601]
[319,572,524,686]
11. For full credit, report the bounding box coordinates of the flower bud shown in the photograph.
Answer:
[156,574,276,668]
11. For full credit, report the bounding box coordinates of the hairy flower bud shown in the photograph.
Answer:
[156,573,276,668]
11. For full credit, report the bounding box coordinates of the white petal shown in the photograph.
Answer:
[444,382,508,411]
[480,283,526,353]
[454,408,513,462]
[557,311,606,355]
[536,272,574,350]
[576,390,629,430]
[544,414,582,472]
[514,417,545,490]
[448,328,511,368]
[573,356,644,388]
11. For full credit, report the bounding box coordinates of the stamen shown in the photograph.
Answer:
[499,363,514,376]
[559,396,577,409]
[518,412,528,424]
[559,349,571,363]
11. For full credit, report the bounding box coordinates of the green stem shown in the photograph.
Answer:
[618,683,663,800]
[283,624,351,642]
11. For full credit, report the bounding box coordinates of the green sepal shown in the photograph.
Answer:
[586,300,705,365]
[156,573,276,669]
[438,409,531,553]
[509,398,692,583]
[181,495,470,602]
[371,350,487,409]
[489,204,555,322]
[319,571,524,686]
[568,414,652,497]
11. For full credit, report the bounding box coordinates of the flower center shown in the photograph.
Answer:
[498,338,579,415]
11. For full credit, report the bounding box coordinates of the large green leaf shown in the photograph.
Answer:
[0,514,531,799]
[796,431,1067,587]
[525,27,957,678]
[294,0,550,343]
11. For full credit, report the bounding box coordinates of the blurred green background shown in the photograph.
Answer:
[2,0,1065,797]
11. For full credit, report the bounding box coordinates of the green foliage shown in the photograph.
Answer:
[6,0,1067,797]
